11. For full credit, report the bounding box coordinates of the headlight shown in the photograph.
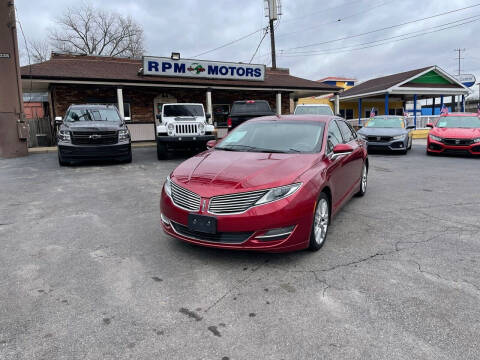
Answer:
[167,123,174,131]
[255,183,301,206]
[119,129,130,141]
[429,134,443,142]
[58,130,71,142]
[198,123,205,134]
[392,134,405,140]
[164,175,172,197]
[473,137,480,143]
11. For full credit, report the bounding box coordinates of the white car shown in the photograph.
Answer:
[155,103,215,160]
[294,104,334,116]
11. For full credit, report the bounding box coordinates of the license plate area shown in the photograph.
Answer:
[188,214,217,234]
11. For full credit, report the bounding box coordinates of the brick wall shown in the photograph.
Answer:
[52,84,292,123]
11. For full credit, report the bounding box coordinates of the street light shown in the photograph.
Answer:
[171,52,180,60]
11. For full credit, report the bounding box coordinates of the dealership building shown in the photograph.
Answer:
[21,53,339,141]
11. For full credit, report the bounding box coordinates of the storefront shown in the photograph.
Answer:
[21,53,339,141]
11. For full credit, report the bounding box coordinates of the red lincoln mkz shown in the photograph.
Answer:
[427,112,480,156]
[160,115,368,252]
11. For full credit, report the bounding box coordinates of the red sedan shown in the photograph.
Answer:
[427,113,480,156]
[160,115,368,252]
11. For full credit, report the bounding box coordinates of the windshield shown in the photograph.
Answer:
[163,105,204,117]
[231,101,271,113]
[365,116,404,128]
[294,106,333,116]
[215,121,324,154]
[65,108,121,122]
[436,116,480,128]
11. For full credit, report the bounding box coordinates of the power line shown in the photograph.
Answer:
[280,14,480,55]
[249,28,269,63]
[279,0,364,24]
[191,27,266,58]
[277,17,480,58]
[284,3,480,51]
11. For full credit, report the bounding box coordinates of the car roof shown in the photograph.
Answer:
[442,112,478,117]
[248,114,335,123]
[69,104,116,109]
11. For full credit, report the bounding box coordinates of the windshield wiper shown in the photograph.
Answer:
[216,144,256,151]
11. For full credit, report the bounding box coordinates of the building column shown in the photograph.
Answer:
[440,95,444,110]
[385,93,389,115]
[461,94,465,112]
[334,94,339,115]
[276,92,282,115]
[432,97,435,115]
[413,94,417,128]
[116,88,124,120]
[206,88,213,124]
[358,98,362,126]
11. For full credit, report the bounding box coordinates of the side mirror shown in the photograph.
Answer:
[156,114,162,120]
[206,139,217,149]
[54,116,63,125]
[206,113,211,120]
[331,143,353,159]
[426,123,434,128]
[406,125,416,129]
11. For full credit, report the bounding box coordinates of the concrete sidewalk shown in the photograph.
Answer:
[28,141,156,154]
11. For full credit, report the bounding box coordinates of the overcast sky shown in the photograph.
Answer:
[15,0,480,93]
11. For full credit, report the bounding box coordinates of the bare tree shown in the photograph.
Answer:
[29,39,51,63]
[49,3,145,58]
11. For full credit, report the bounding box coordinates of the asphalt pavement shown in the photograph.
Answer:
[1,141,479,359]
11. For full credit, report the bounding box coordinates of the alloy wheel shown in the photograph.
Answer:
[314,198,329,245]
[361,165,367,193]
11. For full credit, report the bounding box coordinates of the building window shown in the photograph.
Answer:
[345,109,353,119]
[339,109,345,118]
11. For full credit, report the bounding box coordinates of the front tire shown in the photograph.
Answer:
[58,152,69,166]
[308,192,330,251]
[356,163,368,196]
[157,142,168,160]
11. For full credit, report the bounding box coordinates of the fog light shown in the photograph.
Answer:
[161,213,170,226]
[255,226,295,241]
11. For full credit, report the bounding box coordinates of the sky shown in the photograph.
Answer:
[15,0,480,97]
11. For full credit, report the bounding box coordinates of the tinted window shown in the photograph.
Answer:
[337,120,355,142]
[294,106,334,115]
[346,122,358,139]
[231,101,271,113]
[216,121,324,153]
[65,108,121,122]
[327,120,343,153]
[164,105,204,117]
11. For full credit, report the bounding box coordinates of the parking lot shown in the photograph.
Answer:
[1,141,479,359]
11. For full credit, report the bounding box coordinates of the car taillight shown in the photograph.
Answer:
[246,100,255,104]
[227,118,232,128]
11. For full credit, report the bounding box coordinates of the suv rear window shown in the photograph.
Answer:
[231,101,271,113]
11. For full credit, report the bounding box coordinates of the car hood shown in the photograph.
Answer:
[430,127,480,139]
[357,127,407,136]
[63,121,122,131]
[171,150,318,198]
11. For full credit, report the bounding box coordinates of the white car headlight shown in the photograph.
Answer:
[429,134,443,142]
[167,123,174,131]
[164,175,172,197]
[118,129,130,141]
[58,130,71,142]
[392,135,405,140]
[255,183,301,206]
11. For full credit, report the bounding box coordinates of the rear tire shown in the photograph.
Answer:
[157,142,168,160]
[355,163,368,197]
[308,192,330,252]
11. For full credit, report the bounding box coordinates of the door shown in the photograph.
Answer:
[336,119,364,193]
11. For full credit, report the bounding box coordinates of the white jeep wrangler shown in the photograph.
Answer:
[155,103,215,160]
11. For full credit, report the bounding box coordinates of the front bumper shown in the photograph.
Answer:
[157,135,215,144]
[159,188,315,252]
[58,142,131,161]
[365,139,407,151]
[427,139,480,155]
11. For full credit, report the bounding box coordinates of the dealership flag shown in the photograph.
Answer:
[440,104,448,115]
[477,103,480,116]
[403,108,409,117]
[369,108,376,117]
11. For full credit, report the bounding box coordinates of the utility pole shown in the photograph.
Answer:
[0,0,28,158]
[454,48,465,111]
[266,0,281,69]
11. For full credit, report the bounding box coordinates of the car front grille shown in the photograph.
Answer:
[171,181,201,211]
[175,123,198,135]
[71,131,118,145]
[367,136,391,142]
[443,138,474,146]
[171,221,252,244]
[208,189,268,214]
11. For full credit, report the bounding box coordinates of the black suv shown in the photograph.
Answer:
[57,104,132,166]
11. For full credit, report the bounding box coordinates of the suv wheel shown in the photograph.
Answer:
[157,142,168,160]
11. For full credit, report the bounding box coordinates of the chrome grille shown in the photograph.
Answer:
[175,123,198,135]
[171,181,201,211]
[208,189,268,214]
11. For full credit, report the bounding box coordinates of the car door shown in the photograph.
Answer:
[336,119,364,194]
[324,120,349,211]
